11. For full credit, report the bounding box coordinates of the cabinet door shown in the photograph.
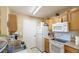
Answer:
[53,16,62,23]
[64,45,79,53]
[48,18,54,31]
[8,14,17,34]
[0,18,1,34]
[69,9,79,32]
[44,38,49,53]
[61,13,68,22]
[44,18,53,31]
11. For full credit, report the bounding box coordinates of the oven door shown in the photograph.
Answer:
[50,42,64,53]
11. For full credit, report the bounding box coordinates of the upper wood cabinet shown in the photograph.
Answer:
[8,14,17,34]
[44,19,49,24]
[44,13,68,31]
[48,18,54,31]
[53,16,61,23]
[44,8,79,32]
[68,8,79,32]
[60,10,69,22]
[44,18,54,31]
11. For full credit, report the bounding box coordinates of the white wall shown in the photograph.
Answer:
[17,14,23,36]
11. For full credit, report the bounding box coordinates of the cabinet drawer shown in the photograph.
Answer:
[64,45,79,53]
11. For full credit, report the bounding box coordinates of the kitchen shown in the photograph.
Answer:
[44,7,79,53]
[0,6,79,53]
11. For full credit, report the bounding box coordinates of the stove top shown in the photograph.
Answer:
[52,38,68,43]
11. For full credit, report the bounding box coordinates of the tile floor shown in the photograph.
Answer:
[16,48,41,53]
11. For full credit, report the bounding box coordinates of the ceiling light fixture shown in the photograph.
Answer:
[33,6,42,15]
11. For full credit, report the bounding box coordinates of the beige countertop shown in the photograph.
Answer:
[45,36,50,39]
[45,36,53,40]
[65,42,79,50]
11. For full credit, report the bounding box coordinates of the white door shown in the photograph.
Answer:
[23,18,37,49]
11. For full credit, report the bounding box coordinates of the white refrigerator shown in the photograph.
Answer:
[36,22,48,52]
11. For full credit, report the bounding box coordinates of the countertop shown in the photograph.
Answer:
[65,42,79,50]
[0,41,7,52]
[45,36,53,40]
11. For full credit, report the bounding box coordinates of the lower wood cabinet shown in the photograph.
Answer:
[64,45,79,53]
[44,38,49,53]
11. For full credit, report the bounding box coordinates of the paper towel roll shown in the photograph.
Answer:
[75,36,79,45]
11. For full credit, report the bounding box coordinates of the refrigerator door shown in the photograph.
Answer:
[42,26,48,38]
[36,22,48,52]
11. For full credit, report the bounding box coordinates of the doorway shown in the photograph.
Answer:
[23,17,37,49]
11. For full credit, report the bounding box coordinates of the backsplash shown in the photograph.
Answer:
[53,32,79,41]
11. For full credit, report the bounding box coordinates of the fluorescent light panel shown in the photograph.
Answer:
[33,6,42,15]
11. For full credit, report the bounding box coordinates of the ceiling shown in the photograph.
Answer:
[9,6,69,18]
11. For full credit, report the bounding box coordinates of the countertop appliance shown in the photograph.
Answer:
[75,36,79,45]
[52,22,68,32]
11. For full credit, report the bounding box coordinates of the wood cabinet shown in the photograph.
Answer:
[8,14,17,34]
[53,9,69,23]
[0,18,1,34]
[44,18,55,31]
[53,16,62,23]
[44,8,79,32]
[44,38,49,53]
[60,10,69,22]
[68,8,79,32]
[44,10,69,32]
[48,18,54,31]
[52,8,79,32]
[64,45,79,53]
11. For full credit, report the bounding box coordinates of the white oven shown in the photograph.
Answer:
[49,40,64,53]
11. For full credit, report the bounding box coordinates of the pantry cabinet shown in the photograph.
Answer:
[8,14,17,34]
[68,8,79,32]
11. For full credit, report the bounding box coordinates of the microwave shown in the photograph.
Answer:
[52,22,68,32]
